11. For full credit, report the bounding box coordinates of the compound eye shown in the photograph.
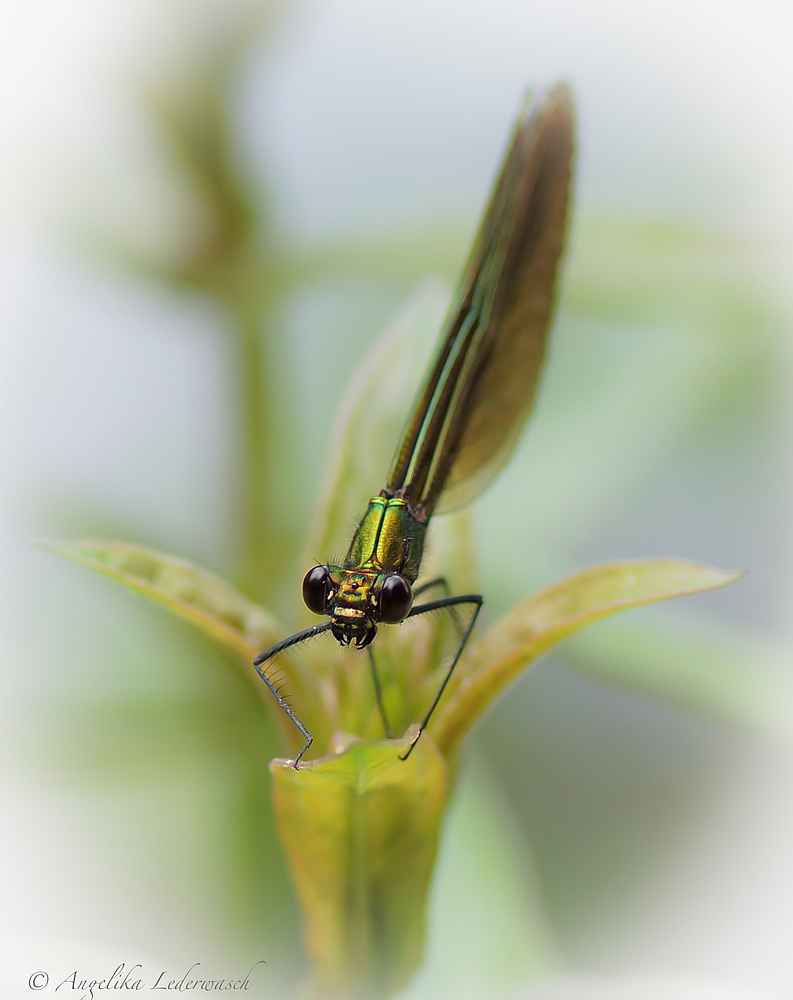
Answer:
[302,565,330,616]
[379,575,413,624]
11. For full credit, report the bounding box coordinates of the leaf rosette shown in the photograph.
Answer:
[47,286,741,999]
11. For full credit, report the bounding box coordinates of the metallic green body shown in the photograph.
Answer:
[345,495,425,579]
[327,495,426,639]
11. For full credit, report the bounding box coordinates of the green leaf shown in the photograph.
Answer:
[43,539,280,661]
[270,730,448,1000]
[43,539,333,757]
[431,559,743,757]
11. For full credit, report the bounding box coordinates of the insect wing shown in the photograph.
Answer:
[387,84,574,515]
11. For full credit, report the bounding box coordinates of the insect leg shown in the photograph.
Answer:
[413,576,450,599]
[413,577,467,635]
[369,580,454,743]
[367,645,393,739]
[399,593,483,760]
[253,621,332,768]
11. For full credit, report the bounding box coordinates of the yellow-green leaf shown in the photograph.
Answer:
[43,539,280,660]
[271,730,448,1000]
[432,559,743,757]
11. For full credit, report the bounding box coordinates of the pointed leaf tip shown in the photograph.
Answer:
[43,538,281,660]
[432,558,744,756]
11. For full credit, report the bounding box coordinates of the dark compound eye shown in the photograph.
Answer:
[378,575,413,624]
[302,565,330,616]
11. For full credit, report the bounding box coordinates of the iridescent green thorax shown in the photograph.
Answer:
[325,495,426,646]
[344,495,425,580]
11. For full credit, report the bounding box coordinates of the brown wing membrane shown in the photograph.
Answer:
[386,84,574,516]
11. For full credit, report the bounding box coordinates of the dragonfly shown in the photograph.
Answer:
[254,83,574,767]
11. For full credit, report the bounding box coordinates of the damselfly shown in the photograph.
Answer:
[255,84,574,767]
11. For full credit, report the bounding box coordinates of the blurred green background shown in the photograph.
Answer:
[1,1,792,998]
